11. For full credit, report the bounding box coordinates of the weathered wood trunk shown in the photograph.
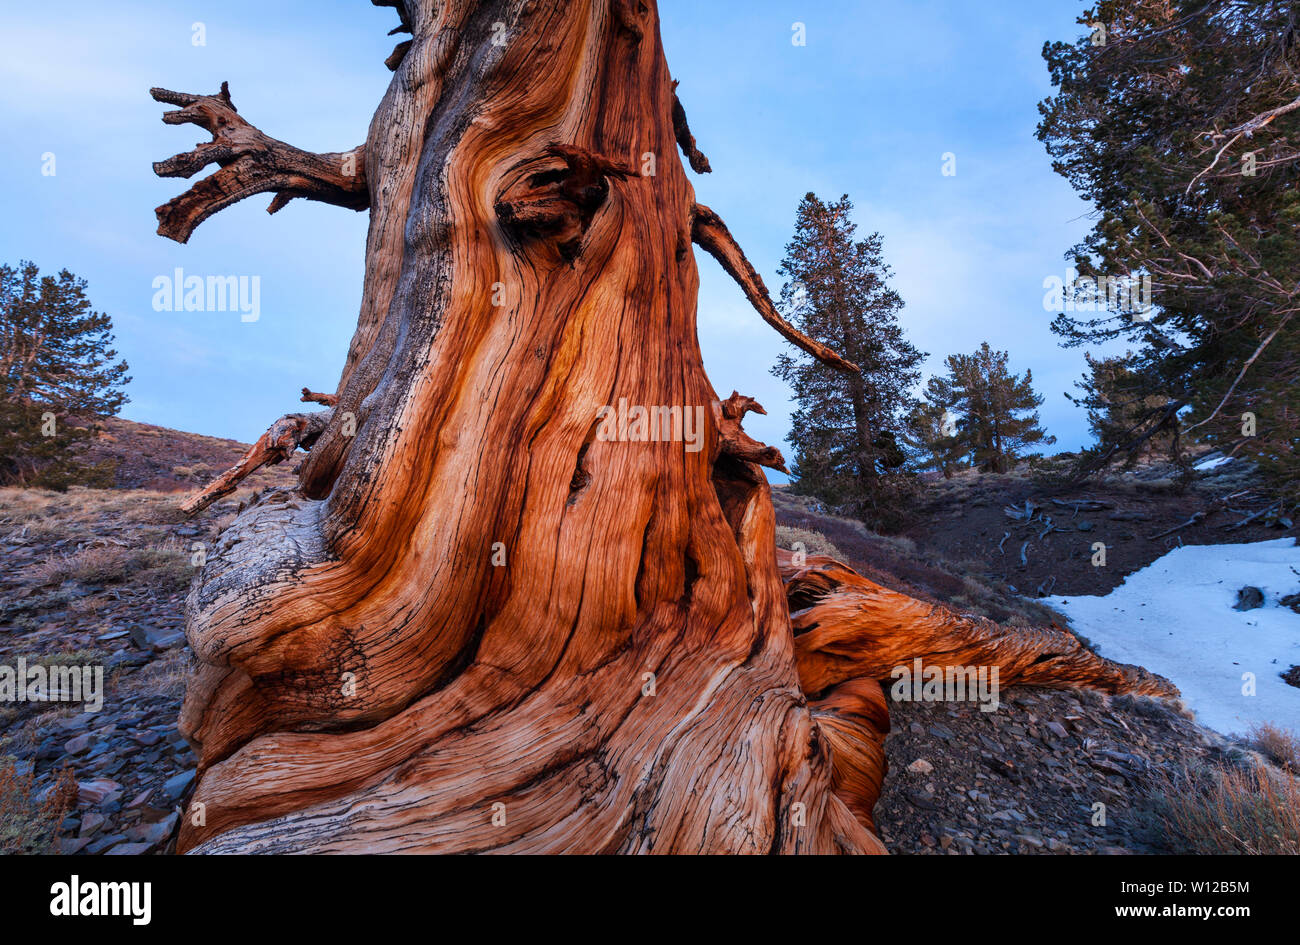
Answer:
[153,0,1174,854]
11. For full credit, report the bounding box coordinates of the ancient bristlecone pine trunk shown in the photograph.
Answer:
[153,0,1174,854]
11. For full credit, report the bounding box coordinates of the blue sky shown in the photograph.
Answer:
[0,0,1102,470]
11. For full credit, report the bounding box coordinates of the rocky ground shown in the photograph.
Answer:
[0,422,1291,855]
[0,434,293,855]
[80,416,289,493]
[772,455,1297,855]
[878,686,1230,855]
[899,454,1286,598]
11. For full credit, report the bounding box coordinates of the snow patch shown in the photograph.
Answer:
[1046,538,1300,736]
[1193,454,1233,471]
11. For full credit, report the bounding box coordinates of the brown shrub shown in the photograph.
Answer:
[1249,722,1300,772]
[0,759,76,854]
[1152,761,1300,855]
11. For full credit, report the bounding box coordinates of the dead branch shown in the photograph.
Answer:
[1109,509,1150,522]
[180,409,332,515]
[1189,93,1300,194]
[1225,502,1280,531]
[1184,312,1294,434]
[691,204,860,374]
[997,531,1010,554]
[300,387,339,407]
[671,81,712,173]
[711,392,788,473]
[1147,510,1208,541]
[1051,497,1110,515]
[151,82,368,243]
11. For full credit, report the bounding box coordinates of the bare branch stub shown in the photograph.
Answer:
[180,410,332,515]
[671,80,712,174]
[712,391,788,473]
[150,82,369,243]
[300,387,339,407]
[691,203,859,373]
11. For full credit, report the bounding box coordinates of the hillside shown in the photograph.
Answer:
[1,422,1295,855]
[769,459,1297,855]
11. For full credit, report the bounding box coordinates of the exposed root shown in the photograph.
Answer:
[810,676,890,838]
[778,549,1179,699]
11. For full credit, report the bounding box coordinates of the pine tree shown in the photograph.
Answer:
[0,261,130,488]
[904,401,967,478]
[1038,0,1300,496]
[771,194,924,527]
[1070,353,1178,466]
[924,342,1055,473]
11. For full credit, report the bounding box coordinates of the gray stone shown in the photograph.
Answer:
[127,813,178,845]
[1234,586,1265,611]
[105,842,154,855]
[162,769,195,802]
[79,812,106,837]
[58,836,92,855]
[85,833,127,855]
[130,624,186,651]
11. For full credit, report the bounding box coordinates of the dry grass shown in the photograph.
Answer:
[0,486,182,536]
[1152,760,1300,854]
[171,462,213,479]
[25,543,192,591]
[20,648,106,668]
[774,525,843,561]
[123,648,191,703]
[0,758,76,854]
[1249,722,1300,772]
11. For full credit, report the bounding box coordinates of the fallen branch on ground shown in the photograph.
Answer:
[1147,510,1208,541]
